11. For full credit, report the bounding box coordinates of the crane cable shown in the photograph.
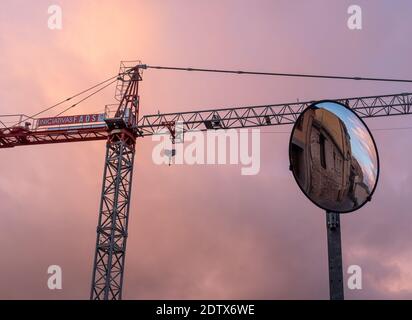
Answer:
[144,65,412,84]
[54,78,118,117]
[12,71,129,127]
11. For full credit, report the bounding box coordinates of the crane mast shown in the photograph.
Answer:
[90,66,142,300]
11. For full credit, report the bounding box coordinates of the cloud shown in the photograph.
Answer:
[1,0,412,300]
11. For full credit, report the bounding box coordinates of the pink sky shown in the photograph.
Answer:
[1,0,412,299]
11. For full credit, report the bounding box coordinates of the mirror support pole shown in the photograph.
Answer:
[326,211,344,300]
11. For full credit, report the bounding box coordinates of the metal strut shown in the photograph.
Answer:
[326,211,344,300]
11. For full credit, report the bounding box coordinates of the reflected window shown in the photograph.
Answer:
[291,144,305,184]
[320,134,326,169]
[296,115,304,131]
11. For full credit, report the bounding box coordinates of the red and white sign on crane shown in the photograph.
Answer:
[37,113,105,127]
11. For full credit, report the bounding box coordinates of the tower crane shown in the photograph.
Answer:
[1,61,412,300]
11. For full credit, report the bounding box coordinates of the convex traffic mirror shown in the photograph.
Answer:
[289,101,379,213]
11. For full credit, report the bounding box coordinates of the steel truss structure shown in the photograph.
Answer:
[0,126,108,148]
[138,92,412,135]
[1,92,412,149]
[89,65,141,300]
[1,63,412,299]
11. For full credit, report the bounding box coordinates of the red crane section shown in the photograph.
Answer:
[0,125,108,148]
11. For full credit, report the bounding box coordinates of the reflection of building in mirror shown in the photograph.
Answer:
[291,107,370,211]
